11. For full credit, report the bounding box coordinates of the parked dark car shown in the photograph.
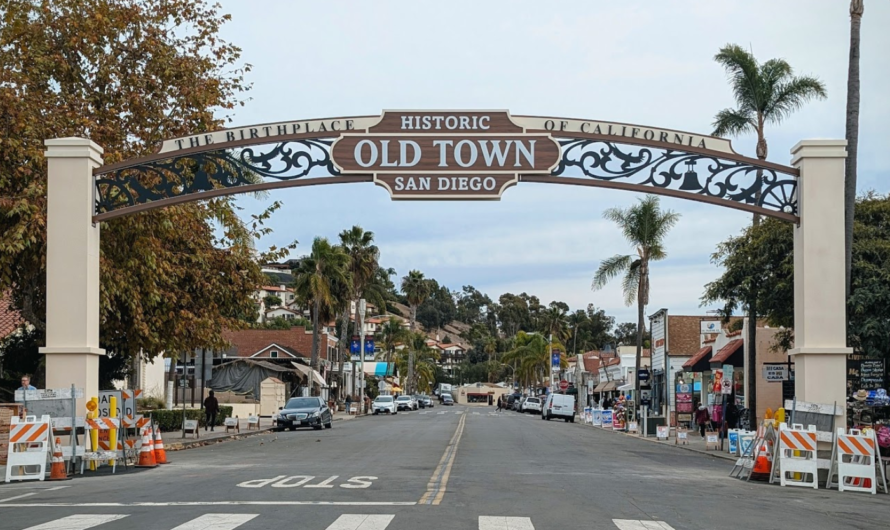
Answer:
[442,394,454,406]
[420,395,434,408]
[276,397,333,431]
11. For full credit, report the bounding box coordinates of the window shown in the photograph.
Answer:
[270,350,279,358]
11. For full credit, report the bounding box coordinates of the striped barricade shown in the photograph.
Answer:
[772,423,818,489]
[85,417,121,474]
[830,428,878,494]
[121,414,149,430]
[4,415,51,483]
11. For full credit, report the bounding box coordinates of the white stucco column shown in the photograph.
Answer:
[788,140,851,425]
[40,138,105,408]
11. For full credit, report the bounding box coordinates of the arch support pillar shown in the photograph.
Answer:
[789,140,851,424]
[40,138,105,408]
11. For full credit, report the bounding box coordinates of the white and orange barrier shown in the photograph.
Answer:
[772,423,818,489]
[84,417,121,474]
[5,415,51,483]
[828,428,882,494]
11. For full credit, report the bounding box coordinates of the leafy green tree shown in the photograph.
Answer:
[593,196,680,402]
[0,0,294,364]
[376,316,409,367]
[613,322,639,346]
[293,238,350,379]
[503,332,567,392]
[416,279,456,331]
[263,295,283,308]
[454,285,493,325]
[541,302,569,342]
[394,332,439,393]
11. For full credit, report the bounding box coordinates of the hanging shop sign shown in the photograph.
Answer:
[331,111,561,200]
[700,321,721,334]
[859,360,886,390]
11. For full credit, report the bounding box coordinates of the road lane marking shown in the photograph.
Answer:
[419,412,466,505]
[23,514,128,530]
[478,516,535,529]
[0,501,416,507]
[0,492,37,503]
[420,411,429,415]
[437,411,446,415]
[326,514,395,530]
[472,412,480,415]
[171,514,258,530]
[612,520,676,530]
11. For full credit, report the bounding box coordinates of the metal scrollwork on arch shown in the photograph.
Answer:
[95,139,339,214]
[551,139,798,218]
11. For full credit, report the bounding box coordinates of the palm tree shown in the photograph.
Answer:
[541,303,569,343]
[592,196,679,407]
[394,332,440,393]
[482,337,498,382]
[293,237,350,389]
[712,43,827,224]
[377,316,409,368]
[712,44,826,424]
[845,0,865,297]
[401,270,430,393]
[503,332,567,392]
[338,226,380,396]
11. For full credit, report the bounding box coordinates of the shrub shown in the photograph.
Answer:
[137,396,166,410]
[146,405,233,432]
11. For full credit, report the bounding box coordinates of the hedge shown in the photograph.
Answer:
[143,406,233,432]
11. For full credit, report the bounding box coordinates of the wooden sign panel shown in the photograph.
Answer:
[330,111,560,200]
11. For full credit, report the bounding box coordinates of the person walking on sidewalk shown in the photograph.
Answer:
[345,395,352,414]
[694,402,710,438]
[204,390,219,431]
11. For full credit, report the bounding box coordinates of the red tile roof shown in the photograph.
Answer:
[682,345,712,370]
[222,327,335,359]
[710,339,743,364]
[0,292,25,338]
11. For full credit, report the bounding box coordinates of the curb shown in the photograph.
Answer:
[165,415,355,451]
[576,421,737,462]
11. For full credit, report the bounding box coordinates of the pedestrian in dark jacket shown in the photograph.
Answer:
[694,402,710,438]
[204,390,219,431]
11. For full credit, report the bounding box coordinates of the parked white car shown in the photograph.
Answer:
[395,395,414,411]
[372,395,396,415]
[521,396,542,413]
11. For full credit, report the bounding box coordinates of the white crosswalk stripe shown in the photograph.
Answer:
[437,411,446,415]
[478,516,535,529]
[612,520,676,530]
[23,515,129,530]
[171,514,259,530]
[325,514,395,530]
[420,411,429,415]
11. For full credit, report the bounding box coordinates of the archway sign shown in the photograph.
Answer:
[42,110,850,430]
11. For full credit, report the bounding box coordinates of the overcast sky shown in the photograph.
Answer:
[216,0,889,325]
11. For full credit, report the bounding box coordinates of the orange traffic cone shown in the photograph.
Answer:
[751,442,772,479]
[47,438,70,481]
[153,427,168,465]
[135,428,157,468]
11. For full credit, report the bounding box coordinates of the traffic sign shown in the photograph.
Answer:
[551,352,561,367]
[559,380,569,391]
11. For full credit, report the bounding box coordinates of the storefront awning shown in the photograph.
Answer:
[617,382,634,392]
[361,362,395,377]
[593,381,608,392]
[291,362,327,388]
[602,381,619,392]
[682,345,712,372]
[710,339,744,368]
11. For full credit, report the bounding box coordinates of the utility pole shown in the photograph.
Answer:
[548,334,553,394]
[358,299,366,416]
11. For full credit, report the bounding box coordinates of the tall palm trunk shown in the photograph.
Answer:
[635,280,644,415]
[408,304,417,394]
[337,306,349,400]
[845,0,864,297]
[310,298,320,396]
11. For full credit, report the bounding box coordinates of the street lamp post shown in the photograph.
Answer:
[358,299,366,416]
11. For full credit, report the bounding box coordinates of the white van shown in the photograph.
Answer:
[542,393,575,422]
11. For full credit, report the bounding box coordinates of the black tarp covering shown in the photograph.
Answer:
[210,359,299,398]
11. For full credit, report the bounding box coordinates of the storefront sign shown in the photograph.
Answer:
[728,430,739,454]
[601,409,613,429]
[763,364,788,382]
[331,111,561,200]
[860,360,886,390]
[700,321,721,334]
[656,425,669,440]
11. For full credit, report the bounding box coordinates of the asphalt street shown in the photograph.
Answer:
[1,404,889,529]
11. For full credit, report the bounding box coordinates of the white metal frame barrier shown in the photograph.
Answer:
[827,428,887,494]
[5,415,51,482]
[770,423,818,489]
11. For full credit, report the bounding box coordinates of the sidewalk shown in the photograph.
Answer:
[578,420,738,462]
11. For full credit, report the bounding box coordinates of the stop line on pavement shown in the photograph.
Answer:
[18,513,678,530]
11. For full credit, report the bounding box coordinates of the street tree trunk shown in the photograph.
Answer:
[337,306,350,401]
[747,301,757,427]
[845,0,864,297]
[408,304,417,394]
[310,298,320,396]
[635,281,644,417]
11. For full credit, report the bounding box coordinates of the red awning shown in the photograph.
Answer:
[710,339,744,365]
[682,346,712,370]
